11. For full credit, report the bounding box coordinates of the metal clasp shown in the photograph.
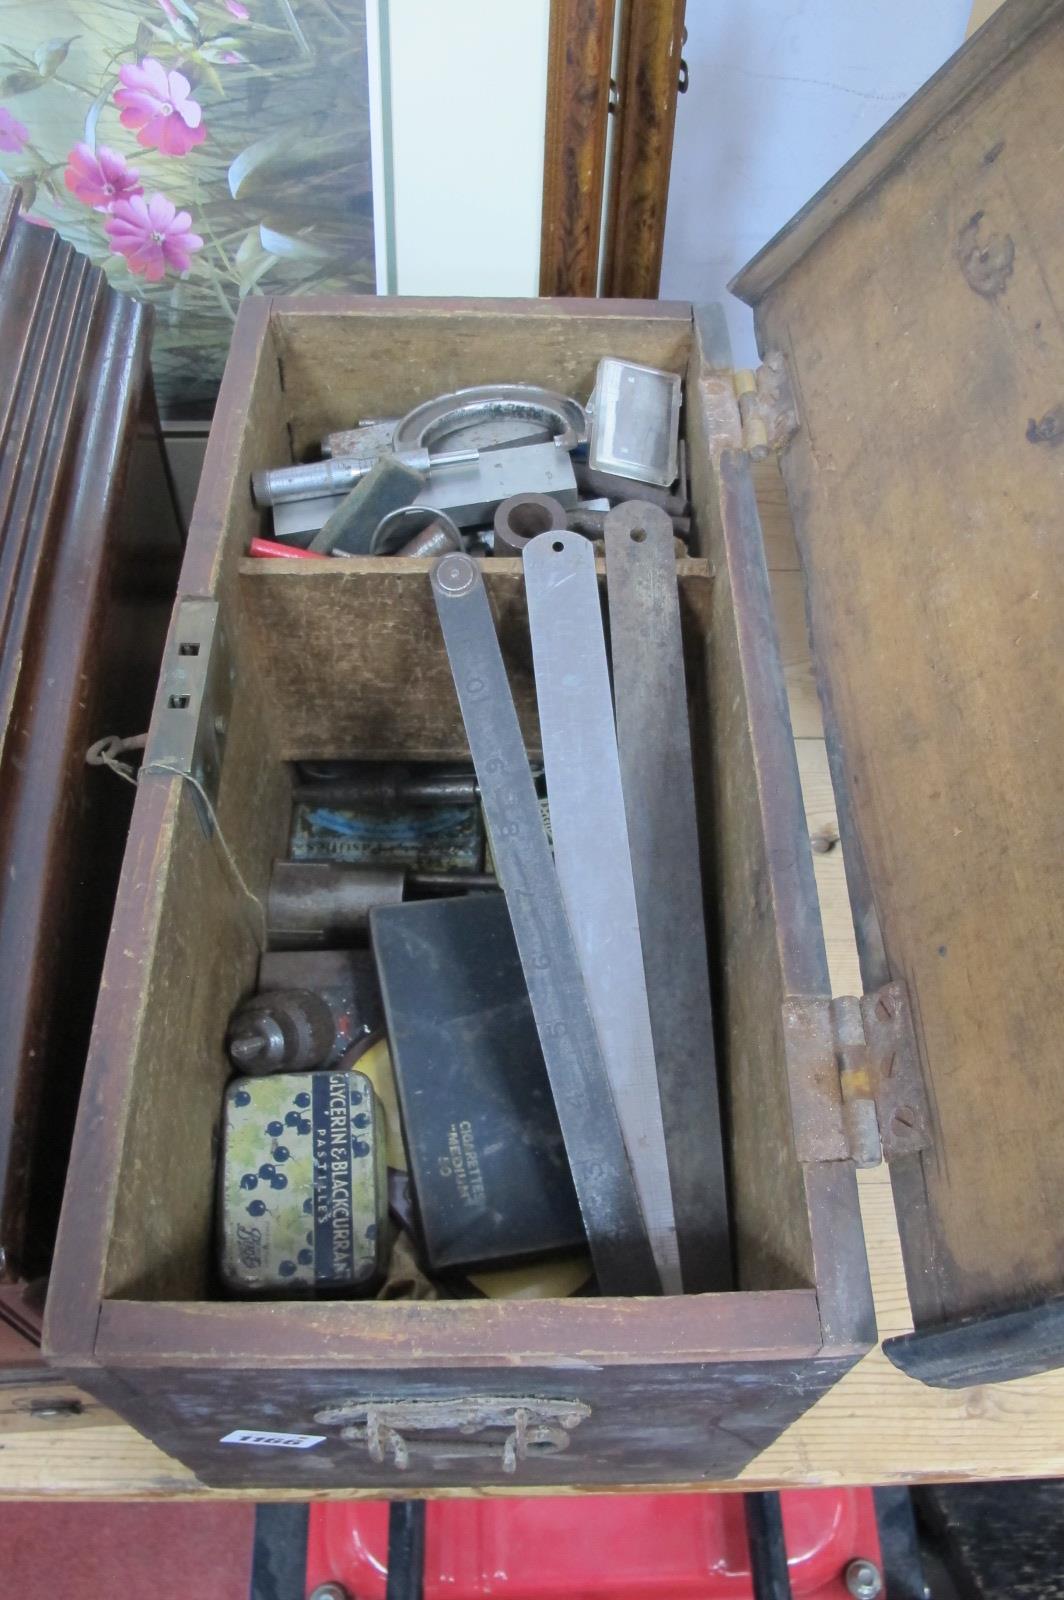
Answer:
[313,1395,590,1475]
[143,598,232,836]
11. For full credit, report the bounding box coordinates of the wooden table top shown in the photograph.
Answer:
[3,459,1062,1497]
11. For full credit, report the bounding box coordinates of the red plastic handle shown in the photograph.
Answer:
[249,537,317,560]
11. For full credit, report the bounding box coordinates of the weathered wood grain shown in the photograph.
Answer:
[21,458,1064,1494]
[539,0,616,296]
[749,0,1064,1337]
[602,0,687,297]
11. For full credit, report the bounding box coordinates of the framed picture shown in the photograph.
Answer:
[0,1,376,412]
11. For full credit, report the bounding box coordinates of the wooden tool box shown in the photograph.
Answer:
[44,0,1064,1487]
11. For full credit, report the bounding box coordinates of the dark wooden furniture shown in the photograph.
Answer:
[0,188,182,1356]
[539,0,688,298]
[539,0,616,296]
[601,0,688,298]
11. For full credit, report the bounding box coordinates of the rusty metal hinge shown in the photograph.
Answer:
[701,350,799,461]
[782,981,931,1168]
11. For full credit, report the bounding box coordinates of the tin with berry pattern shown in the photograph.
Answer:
[220,1067,386,1295]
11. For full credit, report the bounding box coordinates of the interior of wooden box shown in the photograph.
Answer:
[99,306,821,1311]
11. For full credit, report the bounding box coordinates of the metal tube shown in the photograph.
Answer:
[744,1493,793,1600]
[395,521,463,558]
[371,505,464,557]
[293,768,479,807]
[493,492,567,556]
[267,862,405,949]
[566,507,691,539]
[385,1501,425,1600]
[252,448,479,508]
[266,861,498,949]
[574,461,689,516]
[408,871,497,892]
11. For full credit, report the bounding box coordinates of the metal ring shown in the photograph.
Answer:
[370,505,464,556]
[493,493,567,557]
[393,384,587,456]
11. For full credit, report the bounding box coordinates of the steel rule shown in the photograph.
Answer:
[604,501,732,1292]
[524,530,681,1294]
[429,552,659,1296]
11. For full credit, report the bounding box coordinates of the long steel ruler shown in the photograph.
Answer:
[524,531,681,1295]
[430,552,660,1296]
[604,501,732,1292]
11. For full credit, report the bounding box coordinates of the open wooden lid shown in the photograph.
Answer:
[732,0,1064,1385]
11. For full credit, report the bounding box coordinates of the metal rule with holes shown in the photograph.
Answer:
[604,501,732,1293]
[524,531,681,1295]
[430,552,660,1296]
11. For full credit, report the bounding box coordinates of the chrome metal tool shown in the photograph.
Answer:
[252,447,478,508]
[524,530,681,1294]
[430,551,660,1296]
[396,383,586,455]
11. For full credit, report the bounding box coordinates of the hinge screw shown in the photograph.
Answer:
[845,1558,884,1599]
[308,1586,349,1600]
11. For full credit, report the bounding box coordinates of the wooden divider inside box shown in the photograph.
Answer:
[102,554,786,1306]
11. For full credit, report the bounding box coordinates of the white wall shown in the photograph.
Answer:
[372,0,550,297]
[660,0,971,362]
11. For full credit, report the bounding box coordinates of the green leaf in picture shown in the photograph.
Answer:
[258,224,333,262]
[18,177,37,213]
[198,37,243,63]
[135,21,154,52]
[227,123,344,202]
[170,0,202,23]
[191,55,225,95]
[227,130,288,200]
[0,70,43,96]
[234,228,277,297]
[163,16,198,45]
[34,37,79,79]
[83,82,111,149]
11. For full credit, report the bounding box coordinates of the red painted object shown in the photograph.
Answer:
[249,536,318,559]
[307,1488,881,1599]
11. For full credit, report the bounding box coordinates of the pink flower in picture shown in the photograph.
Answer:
[226,0,250,17]
[0,107,29,154]
[156,0,180,18]
[105,192,204,282]
[114,59,206,156]
[64,144,143,211]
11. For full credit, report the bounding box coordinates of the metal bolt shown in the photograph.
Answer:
[308,1586,349,1600]
[435,552,477,596]
[30,1397,84,1419]
[845,1558,884,1599]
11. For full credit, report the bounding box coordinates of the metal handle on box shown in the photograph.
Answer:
[313,1395,590,1475]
